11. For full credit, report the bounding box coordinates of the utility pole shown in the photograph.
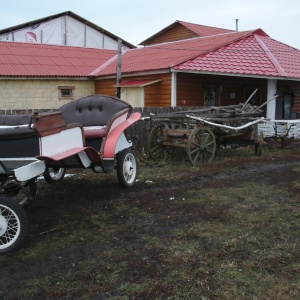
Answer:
[116,39,122,98]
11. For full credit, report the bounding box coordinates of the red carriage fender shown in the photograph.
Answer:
[102,112,141,159]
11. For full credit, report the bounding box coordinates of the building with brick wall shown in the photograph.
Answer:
[0,41,117,112]
[0,11,134,113]
[0,79,94,111]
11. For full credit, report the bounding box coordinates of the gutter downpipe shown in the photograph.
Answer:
[171,69,177,107]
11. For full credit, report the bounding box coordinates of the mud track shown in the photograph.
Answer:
[1,151,300,299]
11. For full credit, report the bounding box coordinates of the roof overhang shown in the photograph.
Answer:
[0,76,92,80]
[114,79,161,87]
[95,69,170,79]
[171,68,300,82]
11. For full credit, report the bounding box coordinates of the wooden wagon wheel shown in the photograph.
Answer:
[147,124,173,162]
[186,127,216,166]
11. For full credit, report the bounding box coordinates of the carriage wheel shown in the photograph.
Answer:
[147,124,171,162]
[187,127,216,166]
[117,148,138,188]
[43,167,66,184]
[0,195,29,254]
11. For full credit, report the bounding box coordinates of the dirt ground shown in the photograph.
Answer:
[1,146,300,299]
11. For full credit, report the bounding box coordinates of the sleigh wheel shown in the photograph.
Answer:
[187,127,216,166]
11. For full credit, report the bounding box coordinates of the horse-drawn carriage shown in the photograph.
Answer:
[0,95,141,254]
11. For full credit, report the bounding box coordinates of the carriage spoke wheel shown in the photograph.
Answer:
[187,127,216,166]
[147,124,171,162]
[0,196,29,254]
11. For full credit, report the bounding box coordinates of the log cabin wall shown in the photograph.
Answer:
[176,73,204,106]
[144,73,171,106]
[94,78,116,96]
[217,76,267,107]
[144,24,197,45]
[95,73,172,106]
[176,73,268,108]
[95,73,269,109]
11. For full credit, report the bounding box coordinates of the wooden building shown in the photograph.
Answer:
[94,28,300,120]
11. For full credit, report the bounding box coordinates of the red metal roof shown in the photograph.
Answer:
[0,41,116,77]
[173,33,300,79]
[1,28,300,80]
[96,30,259,76]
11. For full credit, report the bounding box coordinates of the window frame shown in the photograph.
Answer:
[58,86,75,100]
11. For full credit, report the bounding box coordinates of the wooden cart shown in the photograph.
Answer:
[147,102,265,166]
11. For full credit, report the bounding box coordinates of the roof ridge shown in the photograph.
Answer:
[139,29,254,49]
[254,34,287,77]
[177,20,234,32]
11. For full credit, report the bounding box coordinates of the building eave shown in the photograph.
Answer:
[171,68,300,82]
[0,76,93,80]
[94,69,171,80]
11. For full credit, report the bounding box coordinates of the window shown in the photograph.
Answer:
[204,85,216,106]
[58,86,75,100]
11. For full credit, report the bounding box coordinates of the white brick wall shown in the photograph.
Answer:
[0,79,94,110]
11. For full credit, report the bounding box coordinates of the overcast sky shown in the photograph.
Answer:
[0,0,299,49]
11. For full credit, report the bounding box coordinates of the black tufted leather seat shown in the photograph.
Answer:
[59,94,131,127]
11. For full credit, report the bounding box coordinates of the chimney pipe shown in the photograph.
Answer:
[236,19,239,31]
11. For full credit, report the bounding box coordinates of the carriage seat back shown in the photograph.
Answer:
[59,94,132,140]
[59,94,132,138]
[0,114,34,139]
